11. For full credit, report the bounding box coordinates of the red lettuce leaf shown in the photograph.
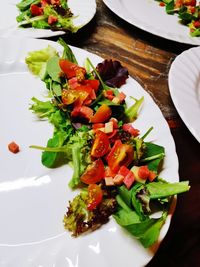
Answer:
[96,59,129,88]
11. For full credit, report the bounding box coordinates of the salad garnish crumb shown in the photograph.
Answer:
[26,38,190,248]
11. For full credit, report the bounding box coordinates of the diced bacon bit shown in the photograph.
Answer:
[48,15,58,25]
[113,174,124,185]
[8,142,20,154]
[104,121,113,134]
[112,96,120,104]
[122,123,140,137]
[148,170,157,182]
[123,171,135,189]
[138,166,150,180]
[118,92,126,102]
[105,177,115,186]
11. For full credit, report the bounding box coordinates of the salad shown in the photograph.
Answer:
[16,0,78,32]
[25,39,190,248]
[156,0,200,37]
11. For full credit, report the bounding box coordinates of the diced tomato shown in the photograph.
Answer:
[87,184,103,211]
[104,89,115,100]
[105,166,117,178]
[109,118,119,128]
[123,171,135,189]
[118,165,130,177]
[107,129,118,140]
[48,15,58,25]
[91,130,110,158]
[106,140,134,172]
[59,59,86,79]
[91,104,112,123]
[122,123,140,137]
[83,79,100,92]
[113,174,124,185]
[148,170,157,182]
[138,166,150,180]
[183,0,196,6]
[50,0,60,5]
[92,123,105,130]
[118,92,126,102]
[61,89,80,105]
[30,4,43,16]
[71,105,93,121]
[8,141,20,154]
[41,0,49,8]
[193,21,200,28]
[76,85,96,100]
[159,2,165,6]
[81,159,105,184]
[175,0,183,8]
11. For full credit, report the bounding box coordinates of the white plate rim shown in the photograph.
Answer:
[0,0,96,38]
[168,46,200,143]
[103,0,200,46]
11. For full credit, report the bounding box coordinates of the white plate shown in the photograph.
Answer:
[103,0,200,45]
[169,47,200,142]
[0,0,96,38]
[0,37,179,267]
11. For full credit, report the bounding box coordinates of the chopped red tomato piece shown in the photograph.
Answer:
[30,4,43,16]
[91,130,110,158]
[122,123,140,137]
[118,165,130,177]
[193,21,200,28]
[123,171,135,189]
[71,106,93,121]
[81,159,105,184]
[91,104,112,123]
[138,166,150,180]
[109,118,119,129]
[104,90,114,100]
[48,15,58,25]
[118,92,126,102]
[92,123,105,130]
[148,170,157,182]
[106,140,134,172]
[83,79,100,92]
[61,89,80,105]
[105,166,117,178]
[8,142,20,154]
[59,59,86,79]
[87,184,103,211]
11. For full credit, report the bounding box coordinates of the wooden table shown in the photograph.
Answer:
[54,1,200,266]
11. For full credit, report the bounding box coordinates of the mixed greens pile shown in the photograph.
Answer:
[156,0,200,37]
[26,39,190,248]
[16,0,78,32]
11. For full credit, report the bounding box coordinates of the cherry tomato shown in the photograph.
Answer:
[61,89,80,105]
[87,184,103,211]
[91,130,110,158]
[80,159,105,184]
[59,59,86,79]
[30,4,43,16]
[106,140,134,172]
[83,79,100,92]
[71,105,94,121]
[91,104,112,123]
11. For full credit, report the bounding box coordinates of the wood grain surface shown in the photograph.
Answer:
[51,1,200,266]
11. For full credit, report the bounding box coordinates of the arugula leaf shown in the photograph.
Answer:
[58,38,78,63]
[124,96,144,122]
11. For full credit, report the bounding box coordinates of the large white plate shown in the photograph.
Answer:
[0,0,96,38]
[0,38,179,267]
[168,47,200,142]
[103,0,200,45]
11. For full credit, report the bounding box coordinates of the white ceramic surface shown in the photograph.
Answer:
[0,0,96,38]
[169,46,200,143]
[103,0,200,45]
[0,38,179,267]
